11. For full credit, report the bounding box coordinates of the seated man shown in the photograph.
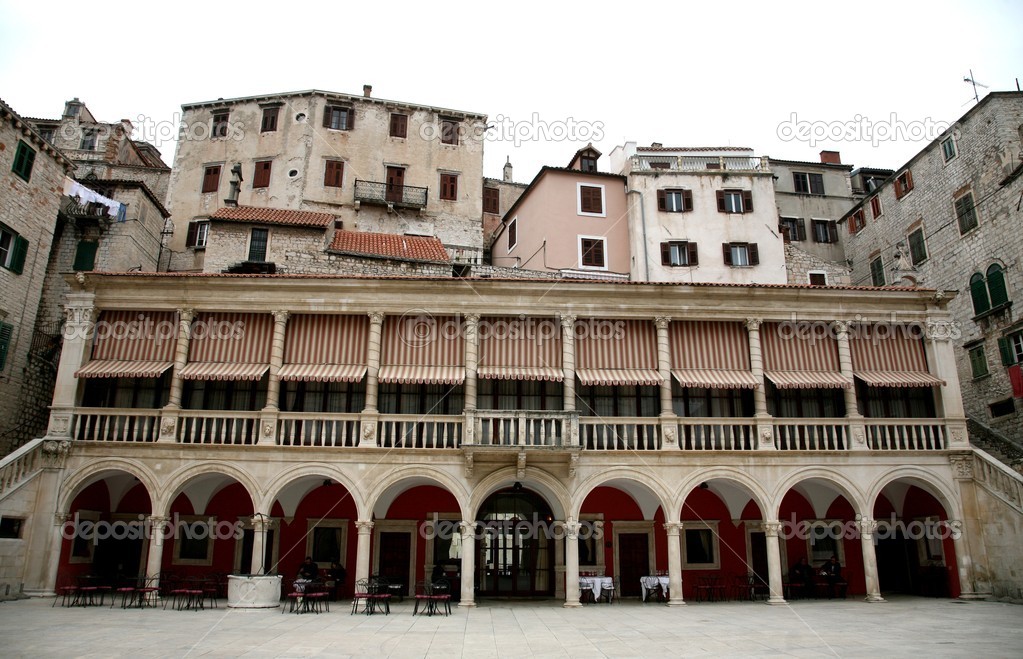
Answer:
[820,555,844,599]
[294,556,319,593]
[788,557,812,599]
[329,562,347,600]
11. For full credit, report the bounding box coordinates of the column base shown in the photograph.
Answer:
[666,598,687,607]
[23,590,56,598]
[457,600,477,608]
[767,596,787,605]
[563,601,583,608]
[958,592,991,601]
[864,594,887,603]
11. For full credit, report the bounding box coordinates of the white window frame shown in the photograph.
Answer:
[663,189,687,212]
[194,221,209,249]
[0,226,15,268]
[722,190,744,213]
[576,182,607,218]
[507,217,518,252]
[577,235,608,270]
[667,241,690,267]
[730,243,750,267]
[682,521,721,570]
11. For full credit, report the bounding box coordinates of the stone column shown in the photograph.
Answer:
[859,518,885,602]
[926,320,969,447]
[361,312,384,447]
[464,314,480,411]
[46,294,95,439]
[144,515,169,584]
[655,317,673,416]
[41,512,71,597]
[664,522,686,606]
[20,442,70,596]
[561,315,577,412]
[745,318,774,450]
[835,321,867,450]
[764,521,786,604]
[354,520,374,585]
[563,519,582,607]
[458,521,476,607]
[250,514,274,575]
[165,308,194,410]
[949,454,992,598]
[263,311,289,411]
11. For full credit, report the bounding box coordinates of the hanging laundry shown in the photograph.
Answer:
[62,177,123,219]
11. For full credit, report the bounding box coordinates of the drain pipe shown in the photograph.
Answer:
[626,188,649,281]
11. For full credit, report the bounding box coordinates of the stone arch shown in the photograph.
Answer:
[366,465,471,520]
[257,464,367,519]
[671,468,772,522]
[157,462,261,515]
[771,468,868,520]
[468,467,571,520]
[58,458,159,514]
[866,467,961,520]
[571,468,673,521]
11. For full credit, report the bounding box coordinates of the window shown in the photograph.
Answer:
[779,217,806,242]
[37,127,55,143]
[894,170,914,199]
[580,155,598,172]
[201,165,221,193]
[323,105,353,131]
[660,241,698,267]
[683,525,719,569]
[941,136,957,162]
[173,515,215,565]
[483,187,500,214]
[0,224,28,274]
[440,173,458,201]
[812,219,839,243]
[971,263,1009,316]
[507,217,517,251]
[578,184,605,216]
[249,228,269,262]
[389,113,408,138]
[989,398,1015,418]
[253,160,272,188]
[324,160,344,188]
[440,118,459,145]
[260,107,279,132]
[848,209,866,234]
[79,128,97,150]
[185,220,209,249]
[722,242,758,267]
[870,196,883,219]
[908,227,927,265]
[0,321,12,371]
[579,237,606,269]
[870,256,885,286]
[793,172,825,195]
[808,272,828,286]
[0,517,23,539]
[968,344,989,379]
[716,189,753,213]
[72,240,98,271]
[1000,331,1023,366]
[657,189,693,213]
[11,141,35,182]
[211,111,230,139]
[955,192,978,234]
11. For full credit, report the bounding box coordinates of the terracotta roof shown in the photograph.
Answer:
[328,230,450,262]
[636,146,753,152]
[209,206,335,229]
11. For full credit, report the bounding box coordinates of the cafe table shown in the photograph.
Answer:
[578,576,613,602]
[640,575,670,601]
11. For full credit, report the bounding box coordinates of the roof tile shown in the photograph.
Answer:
[329,230,450,262]
[210,206,335,228]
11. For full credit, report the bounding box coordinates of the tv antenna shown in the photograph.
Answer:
[963,69,989,104]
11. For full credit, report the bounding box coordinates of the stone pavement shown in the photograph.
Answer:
[1,595,1021,657]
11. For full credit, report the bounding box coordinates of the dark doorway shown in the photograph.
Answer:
[92,527,144,580]
[378,531,412,596]
[385,166,405,204]
[617,533,650,597]
[749,531,769,586]
[477,488,555,597]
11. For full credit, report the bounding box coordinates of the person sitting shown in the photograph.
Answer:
[820,555,843,599]
[329,562,347,600]
[294,556,318,593]
[788,557,812,599]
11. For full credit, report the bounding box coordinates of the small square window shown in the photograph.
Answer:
[440,118,459,145]
[723,242,759,267]
[186,221,209,249]
[989,398,1015,418]
[779,217,805,242]
[440,173,458,201]
[955,192,978,234]
[793,172,825,195]
[848,210,866,234]
[941,136,957,162]
[201,165,221,193]
[717,189,752,213]
[657,189,693,213]
[661,241,698,267]
[390,113,408,138]
[0,517,23,539]
[812,219,839,243]
[895,170,914,199]
[968,345,989,379]
[683,526,720,569]
[11,141,35,182]
[211,112,230,139]
[578,185,604,215]
[253,161,272,189]
[483,187,500,214]
[323,106,353,131]
[260,107,279,133]
[579,237,606,268]
[79,128,98,151]
[324,161,344,188]
[908,228,927,265]
[808,272,828,286]
[870,196,883,219]
[580,156,598,172]
[0,225,28,274]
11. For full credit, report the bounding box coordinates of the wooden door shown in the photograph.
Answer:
[386,167,405,203]
[379,531,411,595]
[617,533,650,597]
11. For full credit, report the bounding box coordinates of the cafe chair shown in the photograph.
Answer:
[599,579,615,604]
[578,580,595,604]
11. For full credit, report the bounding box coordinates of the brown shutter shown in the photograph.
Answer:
[323,106,332,127]
[742,190,753,213]
[797,218,806,241]
[347,107,355,130]
[780,224,791,243]
[660,242,670,265]
[185,222,198,248]
[657,190,666,211]
[828,221,838,243]
[683,189,694,212]
[687,242,699,266]
[749,243,760,265]
[905,169,913,190]
[595,240,604,266]
[722,243,732,265]
[716,190,726,212]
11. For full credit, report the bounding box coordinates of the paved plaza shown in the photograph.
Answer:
[1,595,1021,657]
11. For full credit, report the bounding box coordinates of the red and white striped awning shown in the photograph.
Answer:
[576,319,661,386]
[178,363,269,381]
[478,316,562,381]
[850,325,944,387]
[762,322,851,389]
[380,315,464,384]
[76,310,177,379]
[378,365,464,384]
[577,368,663,386]
[670,321,757,388]
[282,315,368,382]
[182,313,273,381]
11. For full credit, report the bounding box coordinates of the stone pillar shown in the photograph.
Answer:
[563,519,581,607]
[165,308,194,410]
[20,442,70,596]
[361,312,384,447]
[655,317,673,416]
[263,311,289,412]
[926,321,969,447]
[39,512,71,597]
[745,318,774,450]
[355,520,374,585]
[250,514,274,575]
[458,521,476,607]
[664,522,686,606]
[835,321,867,450]
[859,518,885,602]
[561,315,577,412]
[764,521,786,604]
[46,294,95,438]
[464,314,480,411]
[949,454,992,598]
[144,515,169,584]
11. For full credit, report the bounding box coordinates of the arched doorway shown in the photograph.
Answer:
[477,488,555,597]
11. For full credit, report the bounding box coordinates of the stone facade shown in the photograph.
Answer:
[769,155,857,264]
[840,92,1023,442]
[482,176,527,248]
[783,244,852,286]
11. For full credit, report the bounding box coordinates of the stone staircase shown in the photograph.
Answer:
[967,417,1023,476]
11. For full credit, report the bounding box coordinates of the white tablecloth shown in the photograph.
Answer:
[579,576,613,600]
[640,576,669,601]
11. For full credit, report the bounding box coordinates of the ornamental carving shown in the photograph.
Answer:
[654,316,671,330]
[368,312,385,325]
[464,451,474,478]
[262,423,274,438]
[663,522,683,536]
[564,520,581,540]
[355,520,375,533]
[41,440,71,467]
[950,455,974,480]
[49,415,70,435]
[569,452,579,478]
[271,310,290,324]
[160,418,176,437]
[744,318,762,332]
[663,426,676,443]
[859,519,879,536]
[763,521,783,537]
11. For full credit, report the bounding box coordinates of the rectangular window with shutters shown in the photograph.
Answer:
[0,321,13,371]
[389,113,408,138]
[848,210,866,234]
[185,221,209,249]
[955,192,978,234]
[722,242,758,267]
[253,160,272,189]
[870,256,885,286]
[894,170,914,199]
[73,240,98,271]
[260,107,279,132]
[999,331,1023,366]
[324,160,344,188]
[908,227,927,265]
[779,217,805,242]
[440,118,459,145]
[577,183,605,216]
[0,224,28,274]
[201,165,221,193]
[792,172,825,195]
[968,344,989,379]
[211,112,230,139]
[79,128,98,150]
[249,228,269,262]
[870,196,883,219]
[660,241,698,267]
[11,141,35,182]
[657,189,693,213]
[716,189,752,213]
[440,173,458,201]
[941,136,957,162]
[812,219,839,243]
[579,236,606,269]
[323,106,353,131]
[483,187,500,214]
[507,217,517,251]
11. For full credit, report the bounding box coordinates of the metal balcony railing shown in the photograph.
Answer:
[354,179,428,210]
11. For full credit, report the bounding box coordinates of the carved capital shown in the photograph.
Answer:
[250,514,276,531]
[564,519,581,540]
[560,315,577,331]
[463,313,480,326]
[832,320,850,337]
[858,518,879,537]
[368,311,385,325]
[177,308,195,324]
[763,521,783,537]
[64,305,93,327]
[950,455,974,480]
[41,439,71,467]
[744,318,762,332]
[54,512,71,527]
[271,310,290,324]
[355,520,375,534]
[654,316,671,330]
[662,522,684,537]
[459,521,476,540]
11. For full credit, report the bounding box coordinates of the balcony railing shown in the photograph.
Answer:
[354,179,428,210]
[277,412,360,447]
[74,409,160,442]
[773,419,847,451]
[580,417,662,451]
[630,155,769,173]
[677,418,756,450]
[864,419,946,450]
[471,410,574,447]
[378,414,462,449]
[178,410,258,445]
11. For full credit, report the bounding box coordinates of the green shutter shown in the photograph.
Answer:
[970,273,990,315]
[73,240,98,271]
[0,322,12,370]
[998,337,1016,366]
[9,235,28,274]
[969,346,989,378]
[987,265,1009,307]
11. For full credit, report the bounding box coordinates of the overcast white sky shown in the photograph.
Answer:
[2,0,1020,182]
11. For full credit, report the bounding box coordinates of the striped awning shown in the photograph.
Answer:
[850,324,944,387]
[764,370,852,389]
[477,366,564,381]
[670,321,756,388]
[576,369,663,386]
[671,369,759,389]
[179,363,269,381]
[378,365,464,384]
[277,364,367,382]
[75,360,173,379]
[762,322,848,388]
[188,312,273,364]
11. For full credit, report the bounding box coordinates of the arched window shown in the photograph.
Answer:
[987,263,1009,307]
[970,263,1011,317]
[970,273,990,315]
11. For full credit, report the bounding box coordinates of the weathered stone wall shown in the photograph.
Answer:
[974,481,1023,599]
[771,159,857,264]
[784,244,852,286]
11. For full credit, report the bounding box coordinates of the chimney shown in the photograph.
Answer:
[363,85,373,98]
[820,150,842,165]
[651,142,663,148]
[503,156,513,183]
